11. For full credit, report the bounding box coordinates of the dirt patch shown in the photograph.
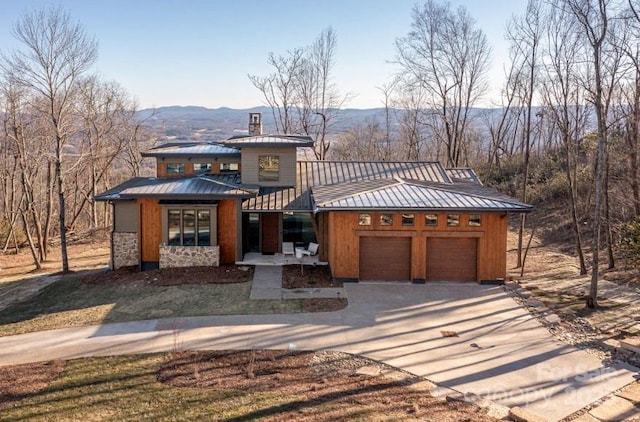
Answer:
[283,265,339,288]
[81,265,254,286]
[157,350,497,421]
[0,360,66,410]
[302,298,348,312]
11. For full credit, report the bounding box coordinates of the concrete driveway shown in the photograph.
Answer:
[0,283,636,421]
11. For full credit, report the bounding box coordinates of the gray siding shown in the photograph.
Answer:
[114,201,138,232]
[241,147,297,187]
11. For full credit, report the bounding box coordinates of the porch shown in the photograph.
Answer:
[236,252,328,266]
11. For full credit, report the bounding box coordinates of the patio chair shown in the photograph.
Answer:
[282,242,295,256]
[301,242,319,256]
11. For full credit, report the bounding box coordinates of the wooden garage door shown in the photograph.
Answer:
[426,237,477,282]
[359,237,411,281]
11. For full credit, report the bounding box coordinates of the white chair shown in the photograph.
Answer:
[282,242,294,256]
[301,242,319,256]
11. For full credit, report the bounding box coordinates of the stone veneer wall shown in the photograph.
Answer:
[112,232,138,269]
[159,245,220,268]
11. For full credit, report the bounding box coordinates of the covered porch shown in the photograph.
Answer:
[236,251,328,266]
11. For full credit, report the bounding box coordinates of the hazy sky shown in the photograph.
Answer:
[0,0,528,109]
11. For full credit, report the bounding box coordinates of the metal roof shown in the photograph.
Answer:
[446,168,482,185]
[311,178,533,212]
[219,134,314,148]
[141,142,241,158]
[95,174,257,201]
[243,161,451,212]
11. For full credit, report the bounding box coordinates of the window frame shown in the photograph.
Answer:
[358,213,372,226]
[380,213,393,226]
[193,163,212,174]
[447,214,460,227]
[402,213,415,226]
[468,214,482,227]
[425,214,438,227]
[166,163,185,174]
[166,208,212,246]
[258,155,280,182]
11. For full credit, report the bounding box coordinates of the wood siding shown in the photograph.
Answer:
[240,147,297,186]
[114,201,138,232]
[217,199,238,264]
[328,211,508,282]
[138,198,161,262]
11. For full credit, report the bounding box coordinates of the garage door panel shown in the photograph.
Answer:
[359,237,411,281]
[426,237,477,282]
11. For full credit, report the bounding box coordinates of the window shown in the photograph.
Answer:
[221,163,239,172]
[380,214,393,226]
[194,163,211,173]
[468,214,482,227]
[166,163,185,174]
[425,214,438,226]
[358,213,371,226]
[258,155,279,181]
[167,209,211,246]
[402,213,415,226]
[447,214,460,227]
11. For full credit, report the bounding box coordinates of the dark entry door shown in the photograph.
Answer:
[261,213,281,254]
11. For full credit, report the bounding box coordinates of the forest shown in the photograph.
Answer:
[1,1,640,308]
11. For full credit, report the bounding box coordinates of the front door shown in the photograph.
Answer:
[261,213,281,255]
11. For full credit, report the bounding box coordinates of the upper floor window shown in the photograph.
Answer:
[425,214,438,226]
[447,214,460,227]
[358,213,371,226]
[166,163,185,174]
[259,155,279,181]
[402,213,415,226]
[221,163,239,172]
[468,214,482,227]
[380,214,393,226]
[193,163,211,174]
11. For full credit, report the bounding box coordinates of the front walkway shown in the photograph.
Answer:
[249,265,344,300]
[0,283,636,421]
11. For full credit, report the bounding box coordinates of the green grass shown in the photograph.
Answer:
[0,275,305,337]
[1,355,296,421]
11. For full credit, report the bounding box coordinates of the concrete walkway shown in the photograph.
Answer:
[0,283,636,421]
[250,265,345,300]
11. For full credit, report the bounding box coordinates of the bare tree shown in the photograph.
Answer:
[394,0,491,167]
[2,7,97,272]
[563,0,610,308]
[248,49,305,134]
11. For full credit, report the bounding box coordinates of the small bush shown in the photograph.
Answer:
[618,217,640,269]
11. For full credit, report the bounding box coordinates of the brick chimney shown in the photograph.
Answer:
[248,112,262,135]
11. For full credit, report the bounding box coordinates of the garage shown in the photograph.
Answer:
[359,236,411,281]
[426,237,477,282]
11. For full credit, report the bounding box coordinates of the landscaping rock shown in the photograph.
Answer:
[620,337,640,354]
[355,365,381,376]
[544,314,562,324]
[526,298,545,308]
[588,395,640,421]
[617,383,640,404]
[508,405,548,422]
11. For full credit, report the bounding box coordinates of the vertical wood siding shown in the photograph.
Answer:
[139,198,162,262]
[329,211,508,282]
[218,199,238,264]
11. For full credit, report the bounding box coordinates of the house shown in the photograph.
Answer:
[95,113,532,282]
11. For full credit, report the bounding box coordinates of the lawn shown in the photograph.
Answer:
[0,351,498,421]
[0,266,342,337]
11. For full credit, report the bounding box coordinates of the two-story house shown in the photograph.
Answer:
[96,113,532,283]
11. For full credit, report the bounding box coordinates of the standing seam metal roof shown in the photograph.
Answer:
[243,161,451,212]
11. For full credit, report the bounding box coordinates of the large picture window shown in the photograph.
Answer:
[166,163,185,174]
[258,155,279,181]
[168,209,211,246]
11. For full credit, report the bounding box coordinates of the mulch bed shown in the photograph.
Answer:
[82,265,254,286]
[302,298,348,312]
[157,350,497,421]
[0,361,66,410]
[282,265,340,289]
